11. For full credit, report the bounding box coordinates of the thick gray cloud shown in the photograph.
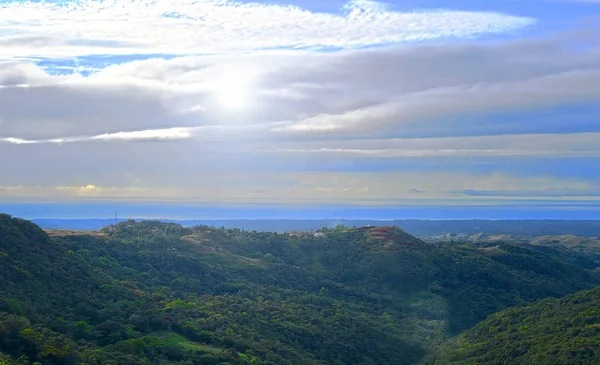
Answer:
[274,69,600,136]
[2,26,600,140]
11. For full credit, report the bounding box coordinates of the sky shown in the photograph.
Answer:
[0,0,600,219]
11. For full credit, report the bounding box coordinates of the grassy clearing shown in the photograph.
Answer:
[150,332,221,354]
[150,332,257,362]
[45,229,108,237]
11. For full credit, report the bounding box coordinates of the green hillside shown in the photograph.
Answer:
[0,215,138,321]
[1,214,600,364]
[436,287,600,365]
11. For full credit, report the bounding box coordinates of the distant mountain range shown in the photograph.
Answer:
[31,218,600,238]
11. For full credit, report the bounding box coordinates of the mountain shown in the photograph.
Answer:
[31,219,600,237]
[1,214,600,364]
[424,233,600,264]
[530,235,600,251]
[436,287,600,364]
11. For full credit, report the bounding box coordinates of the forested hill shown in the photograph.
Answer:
[436,287,600,364]
[1,214,600,364]
[31,218,600,237]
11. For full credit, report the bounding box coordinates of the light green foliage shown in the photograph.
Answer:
[149,332,221,354]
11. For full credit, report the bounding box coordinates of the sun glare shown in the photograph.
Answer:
[212,67,255,110]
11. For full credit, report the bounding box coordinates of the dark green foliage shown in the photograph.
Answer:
[0,214,135,324]
[436,287,600,365]
[432,243,599,334]
[1,214,600,364]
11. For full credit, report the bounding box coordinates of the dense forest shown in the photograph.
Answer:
[437,287,600,364]
[1,213,600,364]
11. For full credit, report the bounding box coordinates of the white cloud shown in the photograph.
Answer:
[0,137,39,145]
[89,127,196,142]
[0,0,535,57]
[0,127,197,144]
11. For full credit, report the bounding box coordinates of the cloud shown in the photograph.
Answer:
[4,125,600,161]
[262,133,600,158]
[1,128,196,144]
[268,147,597,158]
[0,185,185,201]
[0,171,595,204]
[460,188,600,197]
[0,137,39,145]
[90,128,196,141]
[0,35,63,50]
[0,0,534,58]
[273,69,600,135]
[0,13,599,207]
[2,29,600,141]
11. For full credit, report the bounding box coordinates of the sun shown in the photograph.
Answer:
[212,67,255,110]
[215,80,247,109]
